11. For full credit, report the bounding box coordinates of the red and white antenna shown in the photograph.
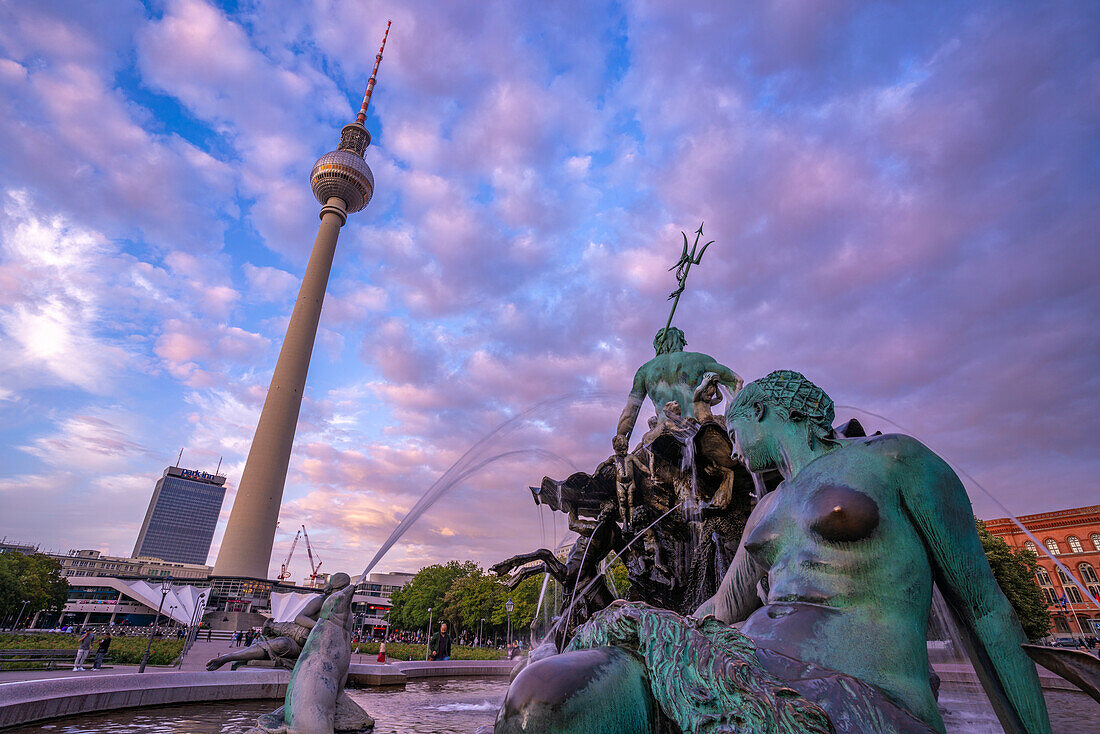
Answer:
[356,20,391,125]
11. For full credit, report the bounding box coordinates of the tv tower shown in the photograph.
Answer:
[213,22,391,579]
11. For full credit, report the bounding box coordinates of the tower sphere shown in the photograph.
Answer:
[310,148,375,213]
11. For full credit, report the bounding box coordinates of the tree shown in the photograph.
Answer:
[975,519,1051,640]
[0,553,68,626]
[442,570,506,635]
[386,560,478,632]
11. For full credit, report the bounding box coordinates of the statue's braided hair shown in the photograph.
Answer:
[729,370,836,446]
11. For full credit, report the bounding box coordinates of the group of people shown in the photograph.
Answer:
[72,629,111,671]
[231,628,258,647]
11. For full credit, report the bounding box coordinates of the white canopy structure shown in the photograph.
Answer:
[64,576,209,625]
[270,591,322,623]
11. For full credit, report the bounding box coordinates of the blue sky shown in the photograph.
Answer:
[0,0,1097,582]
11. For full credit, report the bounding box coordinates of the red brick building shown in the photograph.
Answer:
[985,504,1100,638]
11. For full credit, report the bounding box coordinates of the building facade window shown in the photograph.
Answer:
[1065,585,1083,604]
[1092,533,1100,551]
[1024,541,1037,554]
[1056,567,1073,585]
[1080,563,1098,585]
[1036,567,1052,586]
[1045,538,1061,555]
[1067,536,1084,553]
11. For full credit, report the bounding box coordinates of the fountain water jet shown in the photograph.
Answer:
[358,391,616,579]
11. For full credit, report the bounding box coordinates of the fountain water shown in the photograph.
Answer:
[357,391,615,580]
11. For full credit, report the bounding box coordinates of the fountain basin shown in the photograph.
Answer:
[0,660,518,729]
[1,677,512,734]
[0,670,288,729]
[0,665,1096,732]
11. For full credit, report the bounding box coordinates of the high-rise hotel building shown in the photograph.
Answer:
[133,466,227,565]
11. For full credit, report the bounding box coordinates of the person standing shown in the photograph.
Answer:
[376,638,387,663]
[93,634,111,670]
[73,630,94,671]
[428,622,452,661]
[234,630,242,647]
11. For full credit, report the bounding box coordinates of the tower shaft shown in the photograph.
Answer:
[213,198,348,578]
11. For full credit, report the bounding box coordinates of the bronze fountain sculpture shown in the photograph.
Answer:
[490,228,1061,733]
[494,370,1053,734]
[208,225,1093,734]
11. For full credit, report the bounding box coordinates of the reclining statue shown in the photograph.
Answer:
[207,619,311,671]
[207,575,338,672]
[494,370,1051,734]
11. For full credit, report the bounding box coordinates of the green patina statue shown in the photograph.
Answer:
[247,572,373,734]
[614,326,743,443]
[495,371,1053,734]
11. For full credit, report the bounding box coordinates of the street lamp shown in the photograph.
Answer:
[506,597,514,649]
[138,578,172,674]
[12,600,30,631]
[424,607,433,661]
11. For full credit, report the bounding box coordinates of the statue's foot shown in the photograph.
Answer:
[205,658,225,671]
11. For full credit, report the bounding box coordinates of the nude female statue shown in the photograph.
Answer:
[494,371,1051,734]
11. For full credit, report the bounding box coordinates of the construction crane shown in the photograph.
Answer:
[277,529,301,581]
[302,525,324,588]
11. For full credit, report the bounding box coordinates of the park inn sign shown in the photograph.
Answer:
[166,466,226,485]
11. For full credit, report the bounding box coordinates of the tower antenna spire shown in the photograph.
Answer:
[356,20,391,125]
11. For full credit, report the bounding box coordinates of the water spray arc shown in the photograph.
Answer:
[357,391,616,580]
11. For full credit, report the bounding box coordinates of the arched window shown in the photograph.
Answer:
[1065,585,1083,604]
[1068,536,1084,553]
[1080,563,1099,585]
[1045,538,1061,555]
[1036,567,1052,586]
[1056,567,1073,585]
[1024,541,1037,554]
[1092,533,1100,551]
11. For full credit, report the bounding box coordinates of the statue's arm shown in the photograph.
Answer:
[901,439,1051,734]
[293,595,324,631]
[615,368,648,440]
[693,492,772,622]
[708,360,744,395]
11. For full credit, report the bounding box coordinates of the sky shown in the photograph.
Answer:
[0,0,1097,585]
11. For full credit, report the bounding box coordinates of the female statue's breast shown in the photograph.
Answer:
[807,484,880,543]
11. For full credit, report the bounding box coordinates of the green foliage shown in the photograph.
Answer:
[442,570,506,634]
[499,572,543,632]
[386,560,479,631]
[0,633,184,665]
[389,560,573,641]
[975,519,1052,640]
[352,641,503,661]
[0,553,68,624]
[608,558,630,598]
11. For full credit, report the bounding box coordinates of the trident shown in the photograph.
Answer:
[660,222,713,341]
